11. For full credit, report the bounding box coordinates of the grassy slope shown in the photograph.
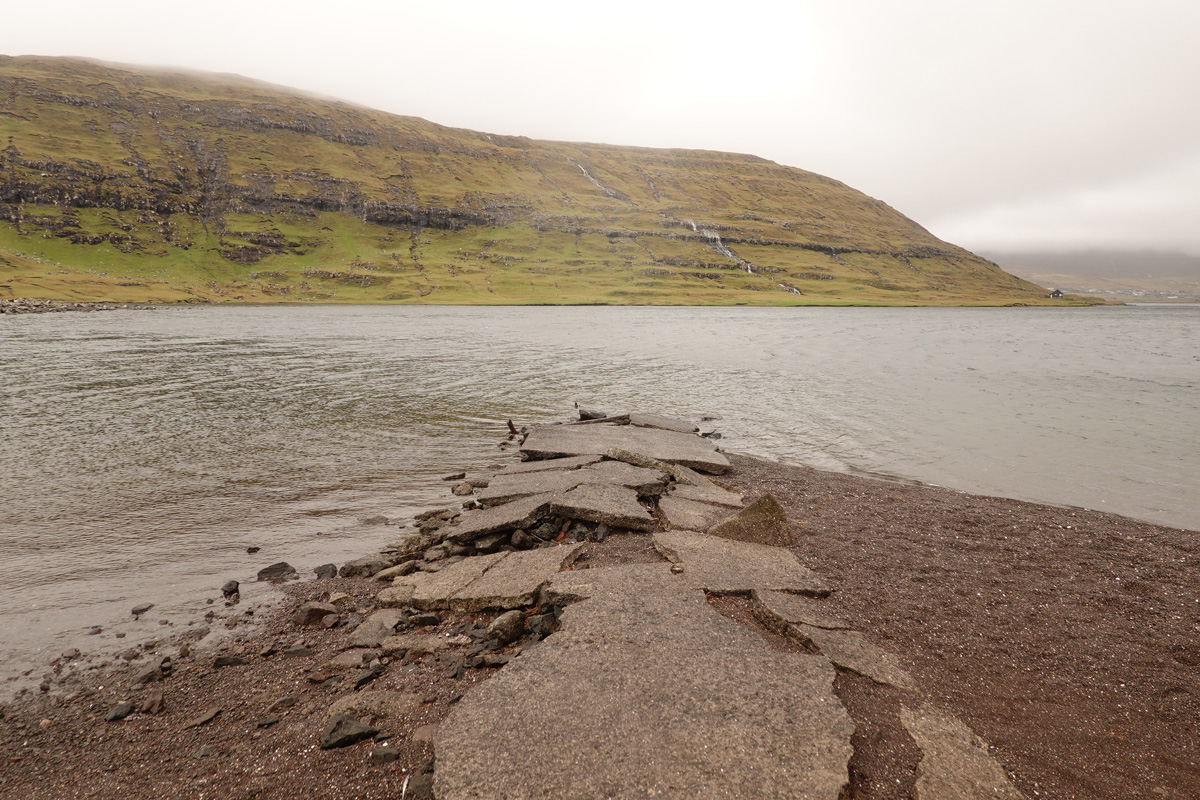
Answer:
[0,55,1088,306]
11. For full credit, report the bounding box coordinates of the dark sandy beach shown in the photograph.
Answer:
[1,451,1196,800]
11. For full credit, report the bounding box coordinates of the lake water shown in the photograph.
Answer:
[1,304,1197,689]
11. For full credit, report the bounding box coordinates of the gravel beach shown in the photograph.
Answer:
[1,449,1195,800]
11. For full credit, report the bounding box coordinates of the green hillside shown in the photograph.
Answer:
[0,55,1083,306]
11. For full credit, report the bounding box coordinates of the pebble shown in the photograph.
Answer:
[131,603,154,616]
[105,701,136,722]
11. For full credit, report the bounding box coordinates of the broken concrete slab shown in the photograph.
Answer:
[380,632,470,658]
[477,461,668,507]
[628,412,699,434]
[789,624,917,691]
[669,462,718,489]
[393,553,507,610]
[605,447,672,472]
[670,482,744,508]
[347,609,406,647]
[653,531,830,596]
[658,496,730,531]
[436,562,853,800]
[447,543,585,612]
[498,454,604,475]
[753,589,853,630]
[707,493,793,547]
[375,584,414,608]
[522,423,730,474]
[549,483,656,531]
[441,493,554,544]
[900,705,1028,800]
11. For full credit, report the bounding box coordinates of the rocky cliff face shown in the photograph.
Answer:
[0,55,1067,305]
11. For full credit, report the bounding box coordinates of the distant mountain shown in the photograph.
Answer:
[0,55,1077,306]
[984,250,1200,298]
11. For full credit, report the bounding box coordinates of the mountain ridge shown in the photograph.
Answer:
[0,55,1083,305]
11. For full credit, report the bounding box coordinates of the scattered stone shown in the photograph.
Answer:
[194,745,217,759]
[371,745,402,765]
[130,657,167,686]
[247,546,260,554]
[372,561,418,582]
[256,716,280,728]
[409,611,441,627]
[87,626,102,635]
[320,614,341,630]
[353,663,387,690]
[267,696,298,713]
[901,705,1028,799]
[131,603,154,617]
[360,515,389,525]
[105,702,136,722]
[652,531,830,596]
[221,580,240,598]
[293,602,339,627]
[486,610,525,645]
[451,482,475,496]
[441,472,467,482]
[61,648,80,661]
[138,689,164,715]
[349,609,406,648]
[706,493,793,547]
[283,642,313,658]
[257,562,298,582]
[213,655,249,669]
[788,625,917,691]
[313,563,338,579]
[182,707,222,729]
[320,714,379,749]
[339,556,390,578]
[407,773,435,799]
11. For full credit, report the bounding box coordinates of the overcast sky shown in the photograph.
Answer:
[4,1,1198,255]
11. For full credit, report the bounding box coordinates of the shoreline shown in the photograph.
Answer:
[2,433,1196,799]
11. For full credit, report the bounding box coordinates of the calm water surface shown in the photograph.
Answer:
[1,305,1197,687]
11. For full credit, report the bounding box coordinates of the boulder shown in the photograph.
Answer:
[320,714,379,749]
[257,562,298,582]
[313,563,338,579]
[339,556,390,578]
[294,602,339,627]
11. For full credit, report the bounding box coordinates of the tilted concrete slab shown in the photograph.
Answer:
[668,462,718,488]
[658,496,730,531]
[497,454,603,475]
[521,423,730,474]
[548,483,656,531]
[628,412,699,434]
[707,493,793,547]
[441,493,554,543]
[900,705,1028,800]
[753,589,853,630]
[789,624,917,691]
[653,531,830,596]
[447,543,585,612]
[392,553,507,610]
[669,482,744,508]
[477,461,668,507]
[436,563,853,800]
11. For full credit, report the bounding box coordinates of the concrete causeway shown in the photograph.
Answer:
[376,415,1028,799]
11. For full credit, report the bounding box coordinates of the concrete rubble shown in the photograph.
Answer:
[254,411,1029,798]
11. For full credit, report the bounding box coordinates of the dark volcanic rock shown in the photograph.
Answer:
[257,562,298,582]
[313,563,338,579]
[320,714,379,749]
[221,580,240,597]
[105,701,136,722]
